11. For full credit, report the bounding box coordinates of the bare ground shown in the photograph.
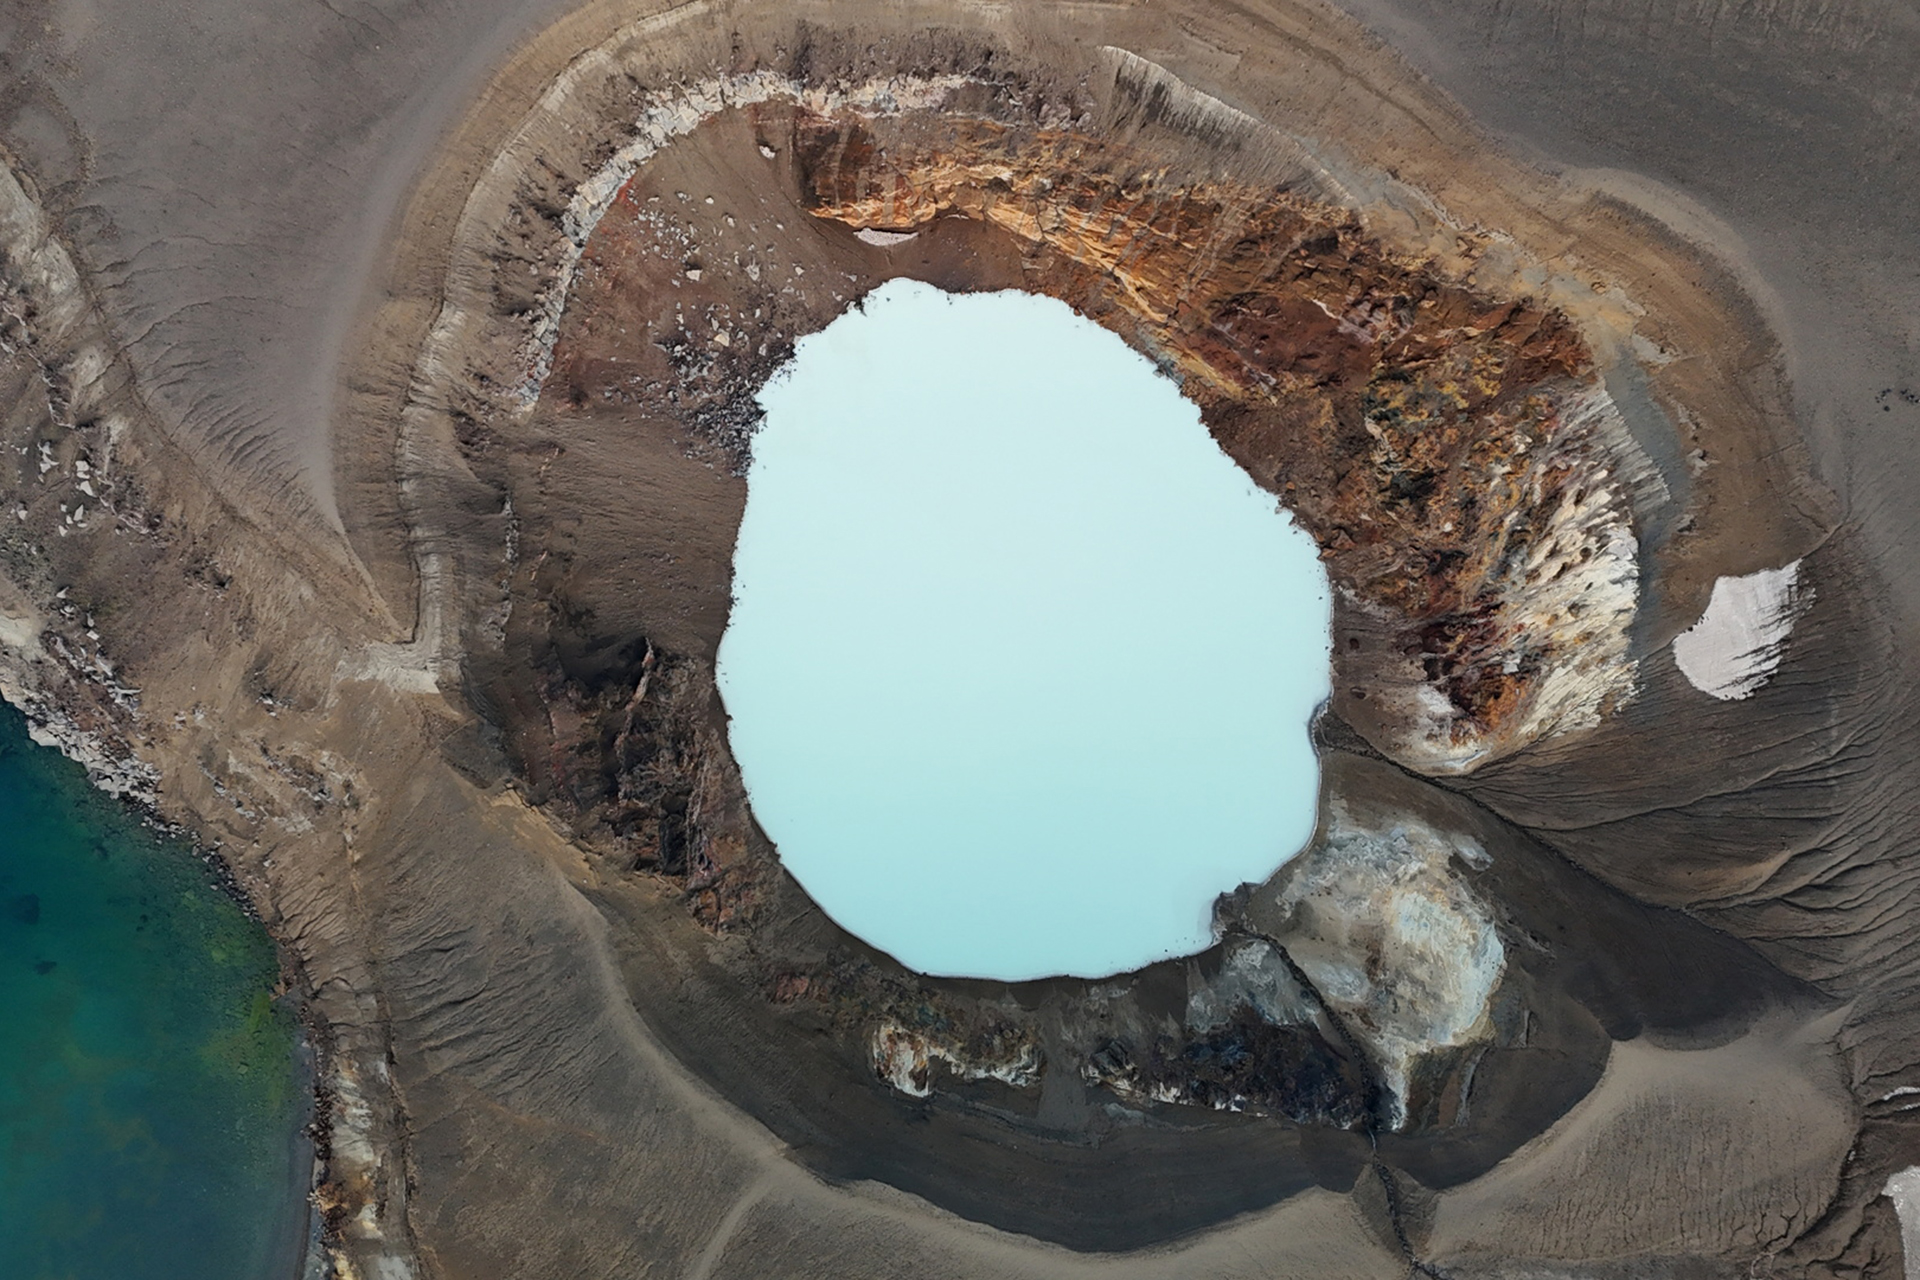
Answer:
[0,0,1914,1277]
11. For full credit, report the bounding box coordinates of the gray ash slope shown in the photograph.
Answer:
[0,1,1913,1278]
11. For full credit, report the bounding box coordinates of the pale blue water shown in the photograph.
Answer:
[717,281,1331,980]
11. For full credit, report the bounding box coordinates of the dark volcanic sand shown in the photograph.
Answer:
[0,1,1914,1277]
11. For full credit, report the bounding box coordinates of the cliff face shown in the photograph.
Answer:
[527,82,1653,776]
[787,107,1644,772]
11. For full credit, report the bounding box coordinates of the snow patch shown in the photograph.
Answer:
[1884,1166,1920,1280]
[1673,560,1808,700]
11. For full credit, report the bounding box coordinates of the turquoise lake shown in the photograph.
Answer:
[718,281,1332,981]
[0,703,307,1279]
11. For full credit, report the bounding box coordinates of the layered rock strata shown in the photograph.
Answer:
[519,70,1654,776]
[794,103,1649,773]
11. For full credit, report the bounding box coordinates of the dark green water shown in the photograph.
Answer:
[0,704,308,1279]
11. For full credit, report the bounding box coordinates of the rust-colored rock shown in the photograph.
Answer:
[789,106,1639,770]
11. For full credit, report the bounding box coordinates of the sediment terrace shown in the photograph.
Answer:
[0,1,1915,1277]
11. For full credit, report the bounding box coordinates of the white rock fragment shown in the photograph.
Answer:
[0,601,41,650]
[1672,560,1808,700]
[855,228,920,248]
[1271,803,1507,1129]
[759,143,778,159]
[870,1023,1040,1099]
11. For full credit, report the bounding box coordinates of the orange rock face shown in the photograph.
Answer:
[792,108,1639,770]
